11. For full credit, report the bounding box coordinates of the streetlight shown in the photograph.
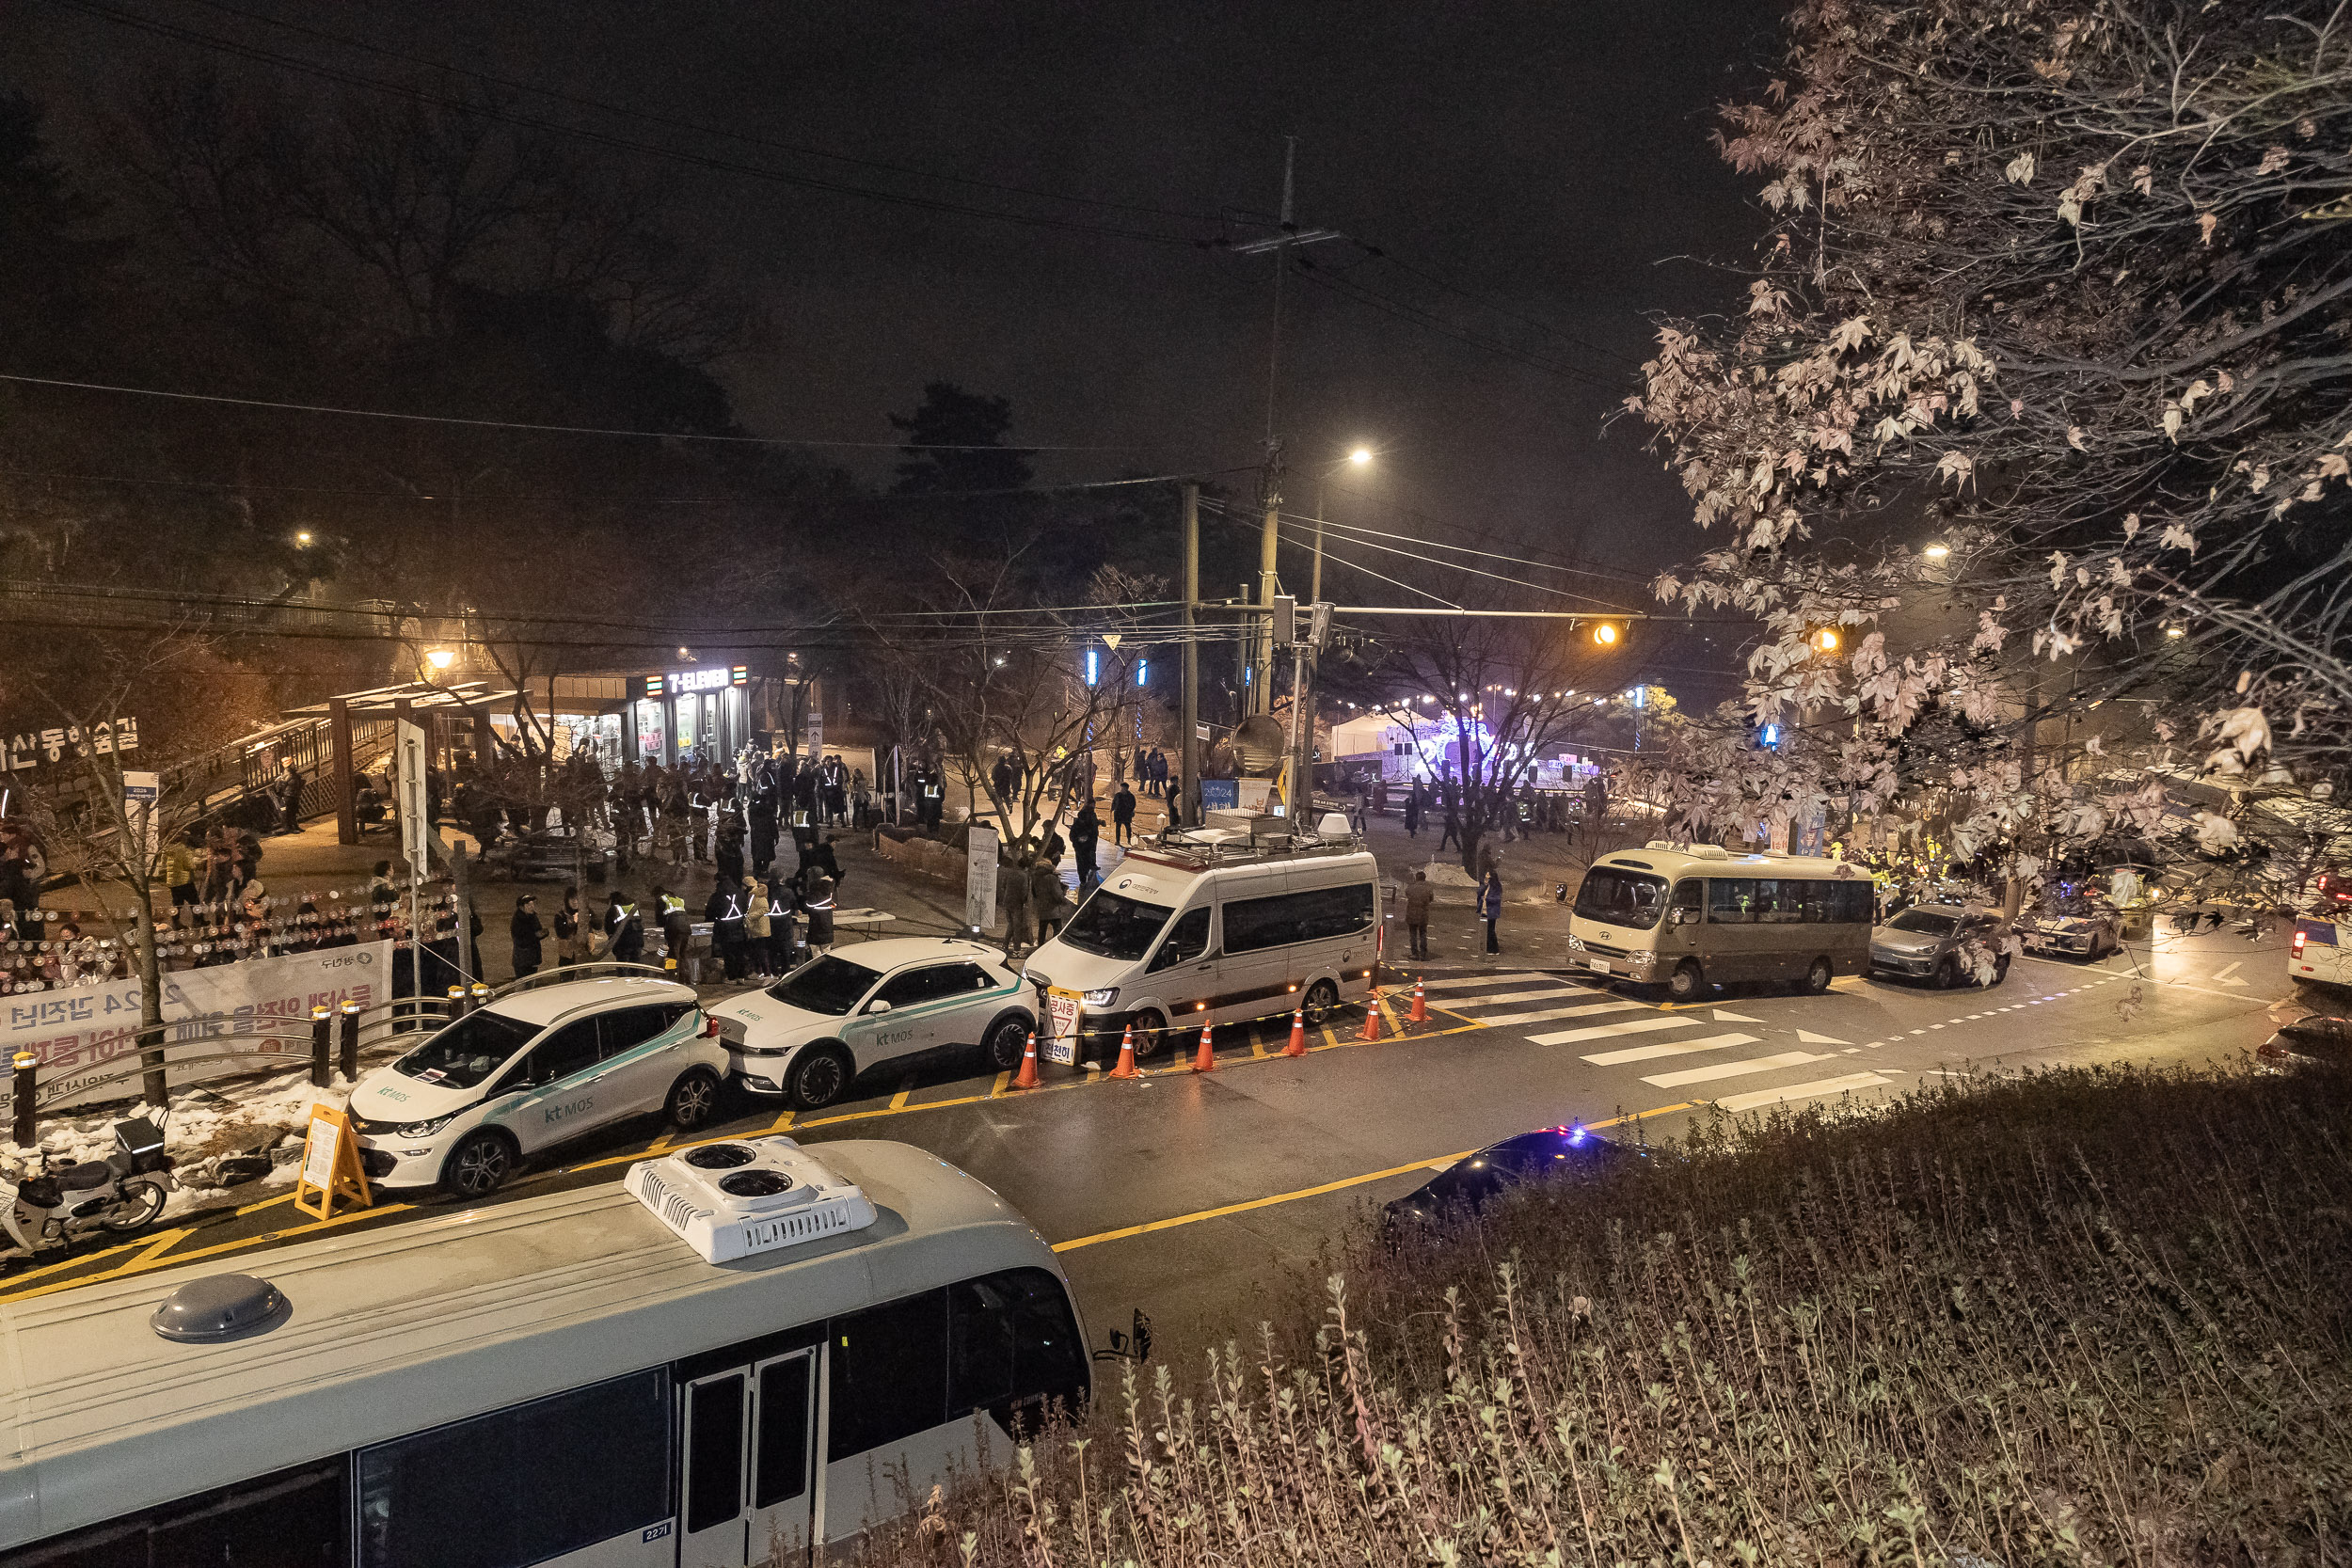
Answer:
[294,530,313,547]
[425,647,454,672]
[2165,625,2186,639]
[1591,622,1621,647]
[1347,446,1373,467]
[1923,543,1951,560]
[1810,627,1841,654]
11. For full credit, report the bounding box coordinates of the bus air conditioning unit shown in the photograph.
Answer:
[625,1137,878,1263]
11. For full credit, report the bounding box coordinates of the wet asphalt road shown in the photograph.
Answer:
[0,922,2296,1359]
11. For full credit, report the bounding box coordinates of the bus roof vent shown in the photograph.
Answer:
[151,1273,292,1344]
[1646,841,1729,859]
[625,1136,878,1264]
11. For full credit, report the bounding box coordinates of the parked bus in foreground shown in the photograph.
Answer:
[0,1137,1091,1565]
[1568,842,1875,1001]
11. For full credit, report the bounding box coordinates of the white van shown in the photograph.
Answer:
[1023,838,1380,1059]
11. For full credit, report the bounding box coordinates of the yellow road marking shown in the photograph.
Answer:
[644,1132,677,1156]
[1249,1026,1268,1059]
[0,1233,155,1287]
[124,1227,190,1269]
[1321,1026,1340,1049]
[0,1203,413,1305]
[888,1085,912,1111]
[990,1070,1009,1098]
[768,1108,797,1132]
[1048,1101,1701,1255]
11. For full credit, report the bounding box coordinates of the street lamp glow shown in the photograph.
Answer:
[1811,627,1841,653]
[1591,622,1620,647]
[2165,625,2185,639]
[1923,543,1951,560]
[294,530,312,546]
[1347,446,1373,466]
[425,648,454,671]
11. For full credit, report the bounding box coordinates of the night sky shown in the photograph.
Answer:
[10,0,1784,593]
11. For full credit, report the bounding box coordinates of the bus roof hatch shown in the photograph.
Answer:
[624,1136,878,1263]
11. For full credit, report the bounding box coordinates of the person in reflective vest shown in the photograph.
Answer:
[764,874,800,972]
[707,878,748,982]
[803,870,836,953]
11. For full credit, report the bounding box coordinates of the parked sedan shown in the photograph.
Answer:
[1867,903,2011,988]
[2016,899,2122,961]
[345,976,726,1197]
[1384,1125,1630,1229]
[709,937,1036,1109]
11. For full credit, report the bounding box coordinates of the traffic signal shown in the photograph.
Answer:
[1590,622,1621,647]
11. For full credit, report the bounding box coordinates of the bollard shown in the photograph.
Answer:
[310,1006,333,1088]
[447,985,468,1020]
[339,1001,361,1081]
[12,1051,37,1148]
[469,983,490,1013]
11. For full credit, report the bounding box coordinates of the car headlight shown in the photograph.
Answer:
[1565,933,1586,951]
[1081,987,1120,1006]
[398,1113,461,1138]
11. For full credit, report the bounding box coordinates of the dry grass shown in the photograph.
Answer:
[863,1064,2352,1566]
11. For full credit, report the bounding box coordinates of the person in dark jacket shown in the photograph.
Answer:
[803,869,836,952]
[605,893,645,963]
[706,879,748,982]
[553,886,582,968]
[510,895,546,978]
[1478,868,1504,958]
[764,873,799,972]
[653,885,694,982]
[715,816,746,888]
[1110,783,1136,846]
[1069,803,1102,890]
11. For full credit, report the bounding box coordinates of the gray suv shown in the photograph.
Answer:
[1868,903,2011,989]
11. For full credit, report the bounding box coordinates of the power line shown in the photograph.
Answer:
[174,0,1231,229]
[1279,513,1634,609]
[37,0,1222,251]
[0,372,1139,451]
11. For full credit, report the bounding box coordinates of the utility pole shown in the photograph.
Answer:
[1179,483,1200,829]
[1251,137,1297,718]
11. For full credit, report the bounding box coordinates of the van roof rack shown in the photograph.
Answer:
[1136,818,1363,870]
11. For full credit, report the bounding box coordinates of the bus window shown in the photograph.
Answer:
[1708,879,1756,924]
[948,1268,1089,1432]
[357,1370,670,1568]
[1574,868,1668,929]
[1669,880,1704,923]
[16,1457,349,1568]
[830,1291,949,1458]
[1830,880,1873,924]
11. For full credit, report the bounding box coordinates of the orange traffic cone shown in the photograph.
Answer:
[1012,1031,1042,1090]
[1283,1006,1309,1057]
[1107,1024,1141,1079]
[1191,1021,1217,1072]
[1408,976,1428,1023]
[1359,994,1383,1042]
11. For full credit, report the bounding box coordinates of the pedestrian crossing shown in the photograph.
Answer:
[1416,969,1900,1118]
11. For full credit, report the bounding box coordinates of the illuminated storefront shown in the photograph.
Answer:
[631,664,752,768]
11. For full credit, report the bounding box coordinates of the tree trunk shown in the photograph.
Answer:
[135,884,167,1106]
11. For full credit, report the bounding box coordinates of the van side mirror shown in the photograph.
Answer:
[866,998,892,1015]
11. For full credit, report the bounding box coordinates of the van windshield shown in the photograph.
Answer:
[1574,868,1669,930]
[767,956,882,1015]
[1058,890,1174,961]
[395,1008,538,1090]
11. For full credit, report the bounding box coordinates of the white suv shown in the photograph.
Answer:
[346,976,728,1197]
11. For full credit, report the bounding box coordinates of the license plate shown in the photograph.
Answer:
[1587,958,1609,973]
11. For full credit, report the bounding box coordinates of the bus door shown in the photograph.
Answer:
[679,1349,818,1566]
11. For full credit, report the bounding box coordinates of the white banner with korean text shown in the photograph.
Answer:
[2,941,394,1117]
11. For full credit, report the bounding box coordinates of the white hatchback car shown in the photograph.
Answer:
[346,976,727,1198]
[710,938,1035,1109]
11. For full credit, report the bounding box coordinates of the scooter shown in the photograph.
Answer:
[2,1115,179,1261]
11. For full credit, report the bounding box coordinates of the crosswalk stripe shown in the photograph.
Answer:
[1714,1072,1892,1114]
[1528,1016,1691,1046]
[1478,1000,1646,1027]
[1418,973,1551,990]
[1454,987,1597,1008]
[1582,1031,1757,1067]
[1643,1050,1832,1088]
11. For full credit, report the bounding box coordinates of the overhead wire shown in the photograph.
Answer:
[0,372,1139,451]
[171,0,1231,228]
[34,0,1221,250]
[1287,513,1642,609]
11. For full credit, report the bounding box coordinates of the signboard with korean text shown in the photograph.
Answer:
[123,769,160,865]
[3,717,137,774]
[0,941,394,1117]
[1043,987,1081,1066]
[293,1102,373,1220]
